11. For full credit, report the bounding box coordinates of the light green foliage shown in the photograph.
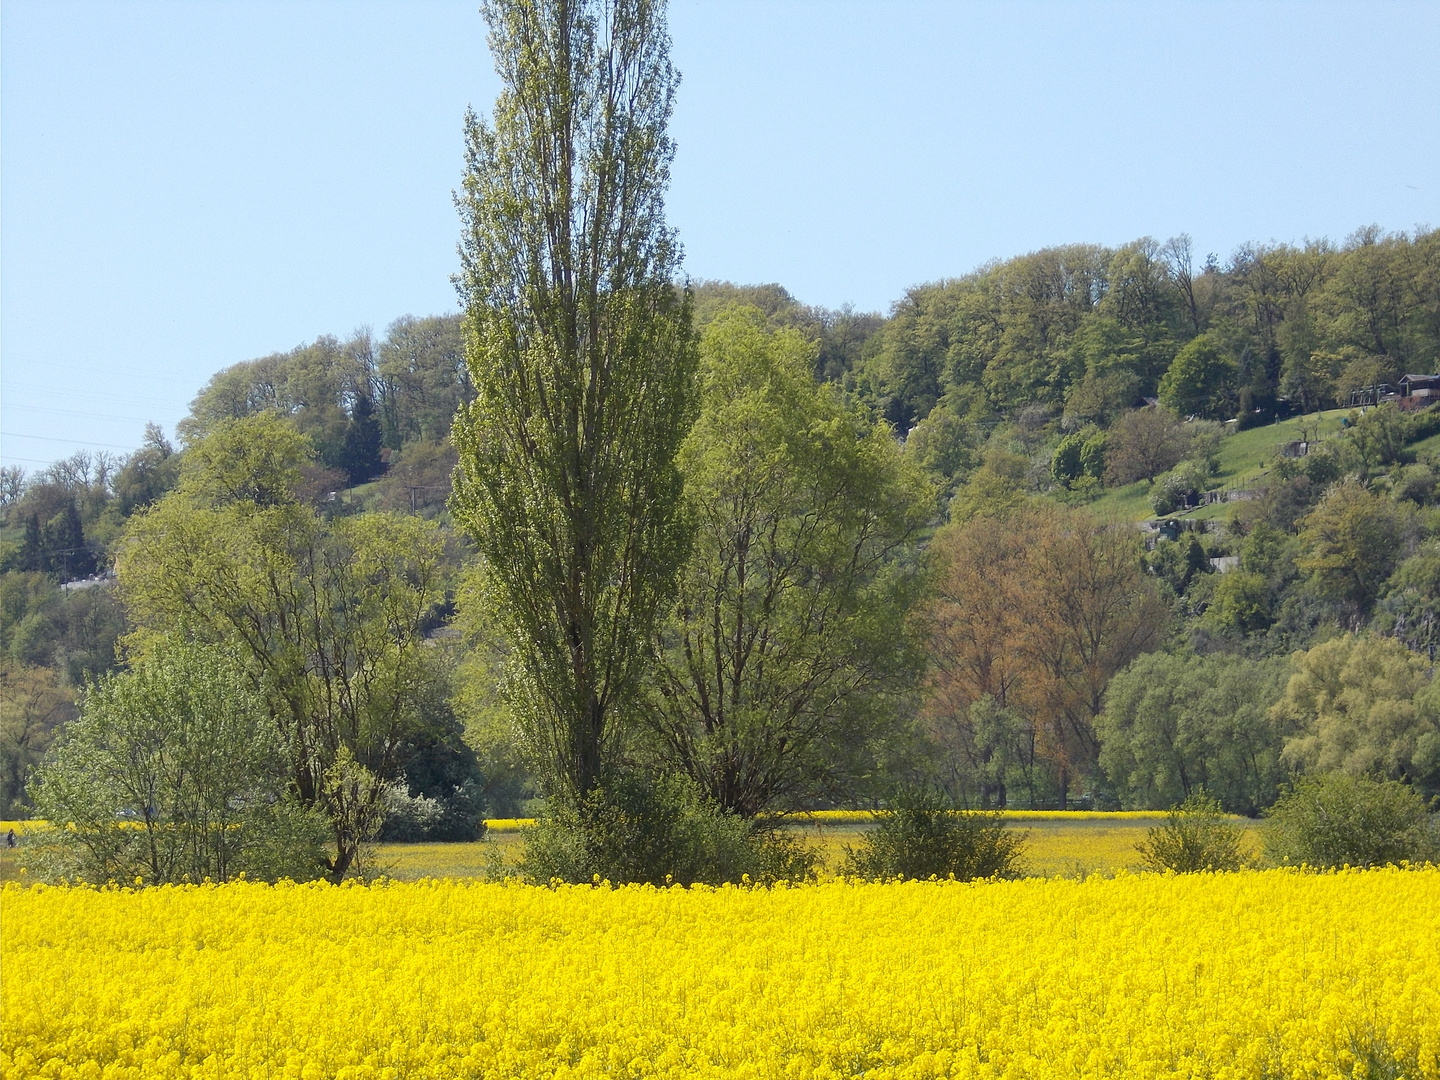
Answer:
[904,386,990,494]
[854,229,1440,449]
[1264,773,1438,868]
[1328,227,1428,361]
[926,696,1037,812]
[1136,793,1247,873]
[1204,570,1272,635]
[1158,333,1236,419]
[843,790,1026,881]
[0,571,126,686]
[112,423,181,516]
[947,447,1030,524]
[180,320,470,461]
[451,0,696,808]
[181,334,368,467]
[1295,479,1405,612]
[1050,432,1085,488]
[686,281,886,385]
[1079,431,1106,482]
[0,661,75,818]
[1063,317,1145,426]
[117,414,448,880]
[1150,457,1214,515]
[372,438,458,518]
[1270,634,1440,798]
[177,412,313,508]
[1389,462,1437,506]
[645,307,932,817]
[1143,534,1209,595]
[374,315,470,448]
[26,640,327,884]
[450,566,537,818]
[1274,284,1325,406]
[1097,652,1289,814]
[1375,541,1440,657]
[1347,403,1413,466]
[1239,522,1295,581]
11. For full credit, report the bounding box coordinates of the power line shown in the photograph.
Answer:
[4,361,206,386]
[5,384,183,410]
[1,431,138,451]
[4,403,157,424]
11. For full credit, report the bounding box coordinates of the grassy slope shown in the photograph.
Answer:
[1085,408,1353,523]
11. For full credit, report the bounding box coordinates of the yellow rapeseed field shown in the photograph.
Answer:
[3,869,1437,1079]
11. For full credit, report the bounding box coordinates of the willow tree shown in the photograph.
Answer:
[452,0,696,807]
[645,307,932,818]
[118,414,448,882]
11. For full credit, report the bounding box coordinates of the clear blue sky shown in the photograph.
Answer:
[3,1,1437,469]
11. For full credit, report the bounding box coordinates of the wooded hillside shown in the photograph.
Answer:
[4,225,1438,846]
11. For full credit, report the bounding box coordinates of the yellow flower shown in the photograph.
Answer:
[3,868,1437,1078]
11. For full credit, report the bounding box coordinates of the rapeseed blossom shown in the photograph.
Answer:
[3,869,1437,1078]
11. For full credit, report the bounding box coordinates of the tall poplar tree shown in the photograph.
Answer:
[452,0,696,806]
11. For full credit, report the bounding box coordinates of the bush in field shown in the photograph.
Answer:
[1264,773,1438,868]
[1137,793,1248,873]
[519,773,813,886]
[843,790,1026,880]
[25,639,327,884]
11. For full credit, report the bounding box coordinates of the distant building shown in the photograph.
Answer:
[1399,374,1440,401]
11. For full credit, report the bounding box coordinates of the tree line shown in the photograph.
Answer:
[4,0,1437,884]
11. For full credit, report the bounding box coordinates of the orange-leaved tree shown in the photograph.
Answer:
[923,503,1166,807]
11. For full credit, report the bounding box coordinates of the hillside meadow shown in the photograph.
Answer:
[1086,408,1353,522]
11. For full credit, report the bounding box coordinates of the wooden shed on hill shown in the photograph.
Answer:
[1399,373,1440,401]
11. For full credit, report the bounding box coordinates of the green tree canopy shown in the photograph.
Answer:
[643,306,933,817]
[1270,634,1440,798]
[117,414,447,880]
[1157,333,1237,419]
[1097,652,1289,814]
[28,639,326,884]
[451,0,697,807]
[1295,478,1406,615]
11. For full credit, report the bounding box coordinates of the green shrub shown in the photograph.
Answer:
[1264,773,1438,869]
[24,639,330,885]
[842,790,1026,880]
[1151,458,1214,515]
[519,774,813,885]
[1136,793,1248,872]
[1051,433,1085,488]
[1080,431,1107,481]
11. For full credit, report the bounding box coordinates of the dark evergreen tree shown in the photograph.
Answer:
[16,514,45,573]
[42,502,95,580]
[341,394,385,487]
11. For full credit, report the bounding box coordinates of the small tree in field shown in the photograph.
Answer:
[644,307,932,818]
[27,640,327,884]
[844,789,1026,881]
[1136,793,1247,873]
[1103,406,1190,485]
